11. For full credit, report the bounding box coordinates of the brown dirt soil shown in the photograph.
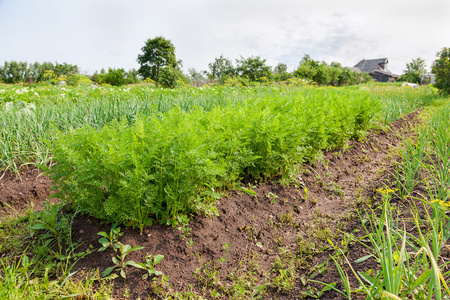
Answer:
[0,166,57,220]
[0,112,419,299]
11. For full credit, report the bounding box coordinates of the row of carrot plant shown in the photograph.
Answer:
[0,84,442,228]
[45,86,414,228]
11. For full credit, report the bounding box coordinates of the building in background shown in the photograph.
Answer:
[353,58,400,82]
[420,73,435,85]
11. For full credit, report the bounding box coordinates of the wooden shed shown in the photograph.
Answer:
[353,58,400,82]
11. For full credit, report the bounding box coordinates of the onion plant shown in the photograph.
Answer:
[335,101,450,299]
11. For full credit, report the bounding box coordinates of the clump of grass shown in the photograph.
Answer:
[0,203,113,299]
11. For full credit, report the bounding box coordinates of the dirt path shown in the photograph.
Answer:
[0,112,418,299]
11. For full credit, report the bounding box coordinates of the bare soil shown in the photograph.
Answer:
[0,112,418,299]
[0,166,57,220]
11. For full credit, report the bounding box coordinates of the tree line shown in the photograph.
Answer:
[136,37,372,87]
[1,36,449,94]
[0,61,141,86]
[0,61,78,84]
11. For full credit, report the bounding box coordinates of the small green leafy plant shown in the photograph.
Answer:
[176,215,191,240]
[266,192,279,204]
[97,226,123,252]
[129,254,164,280]
[102,243,144,279]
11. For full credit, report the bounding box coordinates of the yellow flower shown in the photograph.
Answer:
[432,199,450,209]
[376,188,398,195]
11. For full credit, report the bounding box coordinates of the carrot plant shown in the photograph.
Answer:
[0,84,439,175]
[48,86,381,228]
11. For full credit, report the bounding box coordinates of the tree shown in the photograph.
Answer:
[188,68,204,86]
[158,66,187,88]
[125,69,141,84]
[235,56,272,82]
[207,55,235,83]
[66,73,92,86]
[338,68,357,85]
[293,54,320,81]
[293,55,370,86]
[273,63,291,81]
[53,62,78,77]
[28,61,78,82]
[274,63,287,74]
[313,62,331,85]
[102,68,127,86]
[399,57,426,83]
[432,48,450,94]
[330,61,343,68]
[356,72,372,84]
[0,61,29,83]
[137,36,178,83]
[328,65,343,85]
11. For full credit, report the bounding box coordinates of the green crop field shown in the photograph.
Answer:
[1,84,435,225]
[0,83,449,299]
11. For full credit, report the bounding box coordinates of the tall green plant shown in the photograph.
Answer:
[48,87,381,228]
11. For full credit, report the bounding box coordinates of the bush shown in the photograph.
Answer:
[67,73,92,86]
[97,68,127,86]
[293,55,366,86]
[432,47,450,94]
[158,66,187,88]
[235,56,272,82]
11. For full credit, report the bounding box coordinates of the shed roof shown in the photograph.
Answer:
[372,69,400,78]
[354,58,389,73]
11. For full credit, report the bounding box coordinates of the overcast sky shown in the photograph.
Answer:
[0,0,449,75]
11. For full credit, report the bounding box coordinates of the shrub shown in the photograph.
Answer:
[98,68,127,86]
[432,47,450,94]
[67,73,92,86]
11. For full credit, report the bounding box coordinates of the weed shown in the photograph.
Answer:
[194,256,220,288]
[280,209,295,227]
[267,215,274,226]
[304,187,309,201]
[176,215,192,240]
[301,284,336,299]
[296,236,316,267]
[266,192,278,204]
[30,204,77,256]
[97,225,123,252]
[328,181,345,196]
[236,186,257,197]
[271,247,297,293]
[102,243,144,279]
[130,254,164,280]
[226,252,267,299]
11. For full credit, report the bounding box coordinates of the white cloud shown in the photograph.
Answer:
[0,0,449,75]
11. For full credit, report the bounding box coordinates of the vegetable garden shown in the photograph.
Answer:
[0,83,449,299]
